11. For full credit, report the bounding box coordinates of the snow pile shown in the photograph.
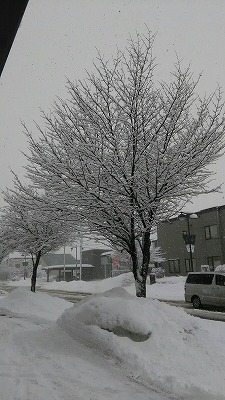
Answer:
[1,280,225,398]
[7,273,186,301]
[58,287,225,398]
[7,272,135,292]
[215,264,225,272]
[7,277,47,287]
[41,272,135,293]
[40,273,185,301]
[0,287,71,320]
[145,275,186,300]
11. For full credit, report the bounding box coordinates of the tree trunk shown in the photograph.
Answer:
[31,250,41,292]
[135,275,147,297]
[133,230,151,298]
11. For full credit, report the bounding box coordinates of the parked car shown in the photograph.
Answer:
[185,272,225,309]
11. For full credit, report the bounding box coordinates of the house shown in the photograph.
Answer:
[0,252,33,280]
[40,253,94,282]
[1,252,32,269]
[157,205,225,275]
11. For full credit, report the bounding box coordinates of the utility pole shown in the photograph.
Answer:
[79,234,83,280]
[187,216,194,271]
[179,212,198,272]
[63,245,66,281]
[75,245,78,279]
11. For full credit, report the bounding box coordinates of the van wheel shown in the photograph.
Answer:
[192,296,202,309]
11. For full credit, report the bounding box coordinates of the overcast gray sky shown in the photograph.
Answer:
[1,0,225,211]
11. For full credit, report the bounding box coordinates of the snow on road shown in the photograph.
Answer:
[0,275,225,400]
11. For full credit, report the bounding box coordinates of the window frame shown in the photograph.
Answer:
[207,256,221,271]
[168,259,180,274]
[185,258,196,272]
[205,224,219,240]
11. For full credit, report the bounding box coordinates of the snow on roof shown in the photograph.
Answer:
[41,253,77,266]
[101,251,114,256]
[42,263,94,270]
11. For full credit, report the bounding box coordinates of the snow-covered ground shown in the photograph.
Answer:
[7,272,186,300]
[0,274,224,399]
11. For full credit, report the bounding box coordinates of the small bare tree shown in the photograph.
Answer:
[23,31,225,297]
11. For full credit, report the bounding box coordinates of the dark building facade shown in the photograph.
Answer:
[157,205,225,275]
[82,248,112,279]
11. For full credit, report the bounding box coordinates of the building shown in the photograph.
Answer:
[101,251,131,278]
[41,253,94,282]
[157,205,225,275]
[0,252,33,280]
[82,248,112,279]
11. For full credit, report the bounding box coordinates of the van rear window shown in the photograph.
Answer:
[186,273,213,285]
[216,274,225,286]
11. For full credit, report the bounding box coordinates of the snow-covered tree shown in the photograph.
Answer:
[23,31,225,297]
[149,244,165,265]
[0,185,75,292]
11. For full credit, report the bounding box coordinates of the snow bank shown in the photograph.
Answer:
[6,273,186,301]
[0,287,71,320]
[215,264,225,272]
[146,275,186,300]
[58,287,225,399]
[1,279,225,398]
[40,272,135,293]
[7,277,45,287]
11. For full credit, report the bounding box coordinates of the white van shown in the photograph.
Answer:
[185,272,225,309]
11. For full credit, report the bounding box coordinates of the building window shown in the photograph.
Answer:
[207,256,221,271]
[205,225,218,239]
[168,259,180,273]
[185,258,196,272]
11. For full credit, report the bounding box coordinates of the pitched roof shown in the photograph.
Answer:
[41,253,78,266]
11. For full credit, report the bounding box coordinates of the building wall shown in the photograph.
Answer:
[157,206,225,275]
[82,249,111,279]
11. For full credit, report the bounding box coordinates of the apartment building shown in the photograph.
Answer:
[157,205,225,275]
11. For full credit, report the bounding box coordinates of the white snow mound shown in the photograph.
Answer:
[58,287,225,398]
[40,272,135,293]
[0,287,71,320]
